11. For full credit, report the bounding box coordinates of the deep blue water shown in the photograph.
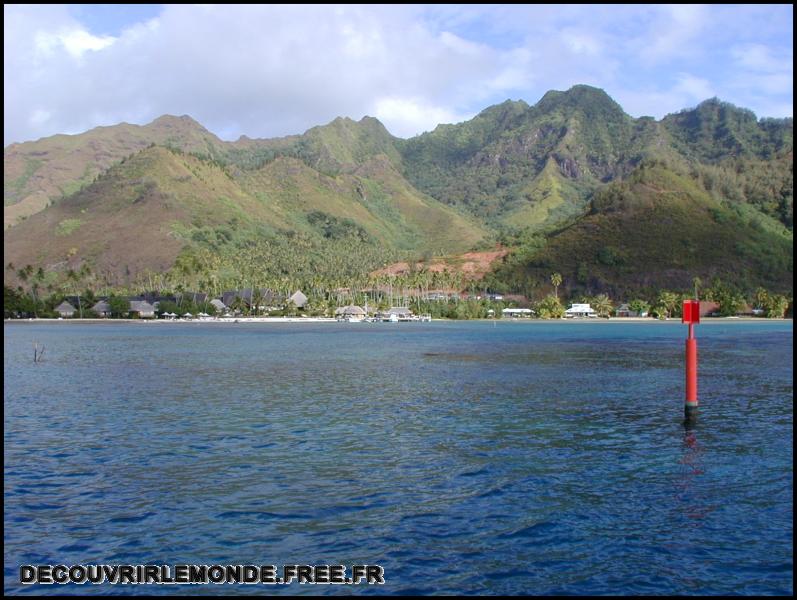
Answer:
[4,320,793,595]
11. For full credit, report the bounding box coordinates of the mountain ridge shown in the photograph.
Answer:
[4,85,793,297]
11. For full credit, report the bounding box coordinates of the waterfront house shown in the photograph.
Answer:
[91,300,112,317]
[55,301,76,318]
[374,307,414,322]
[736,303,754,317]
[699,301,720,317]
[128,300,156,319]
[210,299,227,314]
[615,303,648,318]
[615,303,631,317]
[222,288,280,312]
[565,303,597,318]
[502,308,534,318]
[289,290,308,309]
[335,305,367,321]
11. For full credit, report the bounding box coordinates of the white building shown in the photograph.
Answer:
[335,305,367,321]
[502,308,534,318]
[565,303,597,318]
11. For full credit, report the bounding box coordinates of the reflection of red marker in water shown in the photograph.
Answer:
[682,300,699,423]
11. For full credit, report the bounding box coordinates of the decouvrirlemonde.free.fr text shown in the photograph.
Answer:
[20,564,385,585]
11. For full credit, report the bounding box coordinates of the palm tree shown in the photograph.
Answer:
[67,268,84,318]
[592,293,613,318]
[765,294,788,318]
[30,282,40,318]
[754,287,769,311]
[536,294,564,319]
[251,288,264,317]
[628,299,650,317]
[657,290,679,319]
[692,277,702,301]
[550,272,562,300]
[17,264,33,285]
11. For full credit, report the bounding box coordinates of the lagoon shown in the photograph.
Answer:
[3,320,793,594]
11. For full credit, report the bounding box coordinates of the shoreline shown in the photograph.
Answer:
[4,316,790,325]
[4,317,338,324]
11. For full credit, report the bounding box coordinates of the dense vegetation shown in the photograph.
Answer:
[4,85,793,307]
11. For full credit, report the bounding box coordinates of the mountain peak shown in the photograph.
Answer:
[148,114,208,131]
[536,85,626,118]
[358,115,386,127]
[476,99,529,119]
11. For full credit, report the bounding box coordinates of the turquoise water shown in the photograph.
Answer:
[4,320,793,595]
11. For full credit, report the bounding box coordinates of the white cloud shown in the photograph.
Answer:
[615,74,716,120]
[725,41,793,115]
[753,100,793,119]
[4,5,512,144]
[673,74,715,103]
[561,29,602,56]
[639,4,708,64]
[3,4,792,146]
[30,109,51,126]
[33,28,115,60]
[731,44,786,73]
[60,30,116,57]
[372,97,473,137]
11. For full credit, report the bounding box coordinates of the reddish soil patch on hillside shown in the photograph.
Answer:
[372,247,510,280]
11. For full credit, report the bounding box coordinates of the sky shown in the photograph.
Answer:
[4,4,793,146]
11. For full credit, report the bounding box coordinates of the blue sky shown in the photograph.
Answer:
[4,4,793,146]
[66,4,162,36]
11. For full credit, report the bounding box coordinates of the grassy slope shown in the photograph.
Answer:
[240,154,486,253]
[234,114,486,254]
[490,165,793,297]
[4,89,793,294]
[4,143,487,283]
[3,147,290,280]
[398,86,672,238]
[4,116,223,228]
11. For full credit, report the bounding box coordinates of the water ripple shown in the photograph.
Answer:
[4,320,793,595]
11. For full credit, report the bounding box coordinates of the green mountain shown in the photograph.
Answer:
[4,115,224,229]
[661,98,792,162]
[485,163,793,298]
[399,85,671,230]
[4,129,485,288]
[660,99,793,228]
[3,85,793,296]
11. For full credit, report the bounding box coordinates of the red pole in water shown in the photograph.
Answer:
[682,300,699,422]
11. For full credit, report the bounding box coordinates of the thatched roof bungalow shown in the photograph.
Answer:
[289,290,308,309]
[209,299,227,314]
[54,301,76,318]
[91,300,112,317]
[129,300,156,318]
[335,305,366,320]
